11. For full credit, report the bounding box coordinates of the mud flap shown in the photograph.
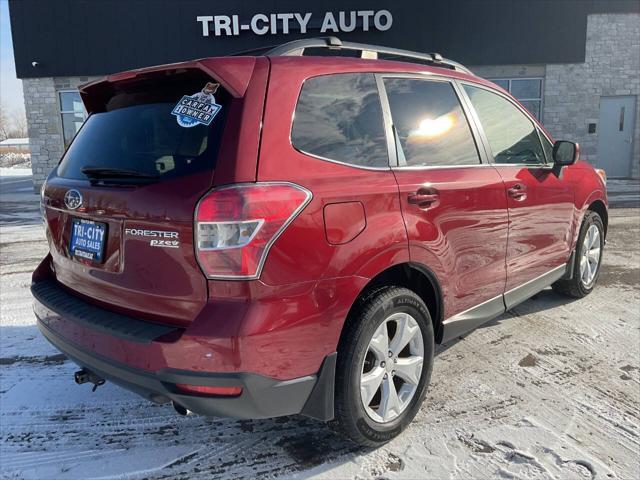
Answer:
[562,250,577,280]
[300,352,336,422]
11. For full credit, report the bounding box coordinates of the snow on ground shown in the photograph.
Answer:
[1,172,639,479]
[0,168,33,177]
[0,152,32,170]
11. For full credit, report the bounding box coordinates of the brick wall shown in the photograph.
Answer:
[23,76,99,191]
[23,77,63,191]
[544,13,640,177]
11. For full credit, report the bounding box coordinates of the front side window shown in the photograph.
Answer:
[291,73,388,168]
[384,78,480,167]
[540,131,554,163]
[464,85,546,165]
[59,91,88,148]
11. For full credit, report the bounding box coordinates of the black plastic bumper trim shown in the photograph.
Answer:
[32,279,180,344]
[37,317,332,420]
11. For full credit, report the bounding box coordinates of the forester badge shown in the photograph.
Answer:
[171,82,222,128]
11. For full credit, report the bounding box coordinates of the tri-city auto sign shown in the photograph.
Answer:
[196,10,393,37]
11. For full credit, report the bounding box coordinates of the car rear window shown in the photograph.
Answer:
[57,72,228,182]
[291,73,389,168]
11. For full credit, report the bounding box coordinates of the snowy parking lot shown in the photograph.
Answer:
[1,169,639,479]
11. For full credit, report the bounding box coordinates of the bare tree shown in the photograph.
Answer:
[9,109,28,138]
[0,103,28,139]
[0,103,9,141]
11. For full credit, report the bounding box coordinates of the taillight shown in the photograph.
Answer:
[195,182,312,279]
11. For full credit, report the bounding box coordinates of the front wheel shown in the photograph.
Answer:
[332,287,434,446]
[553,210,604,298]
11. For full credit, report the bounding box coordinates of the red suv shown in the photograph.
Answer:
[33,38,608,446]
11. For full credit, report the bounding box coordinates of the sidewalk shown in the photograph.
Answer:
[607,179,640,208]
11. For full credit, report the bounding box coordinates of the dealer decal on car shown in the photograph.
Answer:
[171,82,222,128]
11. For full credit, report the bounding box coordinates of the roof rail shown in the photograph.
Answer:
[264,37,472,75]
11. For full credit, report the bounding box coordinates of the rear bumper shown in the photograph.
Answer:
[32,275,336,420]
[38,319,334,419]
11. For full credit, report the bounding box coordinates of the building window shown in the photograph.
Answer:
[489,78,543,121]
[59,91,87,148]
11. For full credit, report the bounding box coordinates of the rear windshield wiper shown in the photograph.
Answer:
[81,167,159,180]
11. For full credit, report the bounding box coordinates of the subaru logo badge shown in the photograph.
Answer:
[64,189,83,210]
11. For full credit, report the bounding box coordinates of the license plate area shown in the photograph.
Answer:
[69,218,107,263]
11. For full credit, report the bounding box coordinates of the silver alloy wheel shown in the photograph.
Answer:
[580,224,601,287]
[360,312,424,423]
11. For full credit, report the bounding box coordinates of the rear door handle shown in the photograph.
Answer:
[507,183,527,201]
[408,191,439,208]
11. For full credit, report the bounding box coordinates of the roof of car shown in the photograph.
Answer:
[266,55,492,88]
[259,37,472,74]
[250,36,499,88]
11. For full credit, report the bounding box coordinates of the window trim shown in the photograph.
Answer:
[289,72,392,172]
[376,73,488,171]
[489,77,544,121]
[456,80,553,168]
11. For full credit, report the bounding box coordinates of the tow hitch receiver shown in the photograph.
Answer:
[74,369,105,392]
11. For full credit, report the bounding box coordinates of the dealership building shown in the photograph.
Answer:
[8,0,640,190]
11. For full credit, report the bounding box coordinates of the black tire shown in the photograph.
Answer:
[552,210,604,298]
[331,286,434,447]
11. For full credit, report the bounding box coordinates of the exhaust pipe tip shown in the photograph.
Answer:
[172,401,193,416]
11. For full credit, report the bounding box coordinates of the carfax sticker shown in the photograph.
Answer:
[171,82,222,128]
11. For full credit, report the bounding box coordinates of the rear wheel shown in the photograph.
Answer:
[553,210,604,298]
[332,287,434,446]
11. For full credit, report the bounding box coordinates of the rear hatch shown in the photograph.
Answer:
[41,58,266,326]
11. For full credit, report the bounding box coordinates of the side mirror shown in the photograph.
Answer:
[552,140,579,176]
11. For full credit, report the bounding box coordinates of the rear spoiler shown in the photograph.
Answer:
[79,57,257,113]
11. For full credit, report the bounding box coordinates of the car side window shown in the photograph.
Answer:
[384,78,481,167]
[540,131,554,164]
[291,73,389,168]
[464,85,546,165]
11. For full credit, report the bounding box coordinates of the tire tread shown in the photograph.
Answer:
[331,286,431,446]
[552,210,603,298]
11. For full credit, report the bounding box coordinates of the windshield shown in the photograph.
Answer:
[58,75,228,181]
